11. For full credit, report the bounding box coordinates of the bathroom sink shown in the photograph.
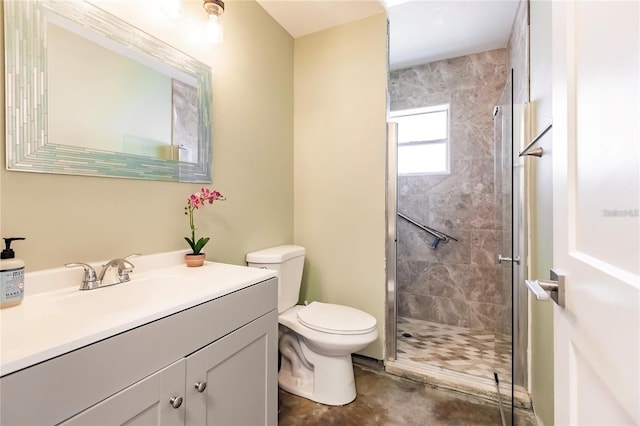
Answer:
[87,273,203,311]
[19,274,202,321]
[1,269,210,375]
[0,251,278,377]
[3,272,205,346]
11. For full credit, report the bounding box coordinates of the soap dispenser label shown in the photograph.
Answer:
[1,267,24,302]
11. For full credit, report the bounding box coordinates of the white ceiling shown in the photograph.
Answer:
[388,0,520,70]
[255,0,385,39]
[256,0,520,70]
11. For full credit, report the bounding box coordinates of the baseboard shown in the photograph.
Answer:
[352,354,385,371]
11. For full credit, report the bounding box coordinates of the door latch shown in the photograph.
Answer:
[524,269,565,307]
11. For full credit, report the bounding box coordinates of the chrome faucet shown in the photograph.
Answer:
[66,253,140,290]
[98,257,135,286]
[65,262,101,290]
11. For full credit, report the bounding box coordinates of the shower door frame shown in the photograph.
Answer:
[512,102,530,391]
[385,121,398,361]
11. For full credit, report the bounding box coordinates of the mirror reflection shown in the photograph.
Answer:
[5,0,212,182]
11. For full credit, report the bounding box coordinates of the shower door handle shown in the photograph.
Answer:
[497,254,520,265]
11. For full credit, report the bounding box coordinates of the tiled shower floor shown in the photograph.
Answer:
[396,316,512,385]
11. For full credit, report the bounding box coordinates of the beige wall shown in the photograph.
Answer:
[293,14,388,360]
[529,0,555,424]
[0,0,294,271]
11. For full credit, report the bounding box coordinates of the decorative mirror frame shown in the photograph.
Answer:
[4,0,213,182]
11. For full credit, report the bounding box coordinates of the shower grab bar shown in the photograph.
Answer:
[518,123,552,157]
[397,213,458,249]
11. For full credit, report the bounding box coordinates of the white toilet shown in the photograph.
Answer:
[246,245,378,406]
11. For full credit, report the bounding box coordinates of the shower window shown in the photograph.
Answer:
[390,104,450,175]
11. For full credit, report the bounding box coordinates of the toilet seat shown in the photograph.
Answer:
[297,302,377,335]
[279,306,378,355]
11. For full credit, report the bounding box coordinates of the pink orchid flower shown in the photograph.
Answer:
[184,188,226,255]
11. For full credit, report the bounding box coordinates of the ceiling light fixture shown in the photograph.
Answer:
[203,0,224,44]
[203,0,224,17]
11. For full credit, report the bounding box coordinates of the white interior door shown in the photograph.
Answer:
[551,1,639,425]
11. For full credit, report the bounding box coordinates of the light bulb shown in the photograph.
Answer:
[206,15,223,44]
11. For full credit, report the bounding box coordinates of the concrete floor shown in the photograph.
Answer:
[278,365,537,426]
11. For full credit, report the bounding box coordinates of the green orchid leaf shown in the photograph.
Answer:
[184,237,197,253]
[193,237,210,254]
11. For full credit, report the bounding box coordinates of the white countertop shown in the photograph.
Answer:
[0,251,276,376]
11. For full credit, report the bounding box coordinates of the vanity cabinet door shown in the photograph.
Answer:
[185,310,278,426]
[60,359,186,426]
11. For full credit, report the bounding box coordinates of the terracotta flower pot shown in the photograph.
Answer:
[185,253,206,267]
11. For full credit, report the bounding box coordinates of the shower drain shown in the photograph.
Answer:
[401,332,413,338]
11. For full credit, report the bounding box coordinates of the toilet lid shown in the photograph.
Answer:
[297,302,377,335]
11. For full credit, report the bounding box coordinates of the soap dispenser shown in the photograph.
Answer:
[1,237,26,308]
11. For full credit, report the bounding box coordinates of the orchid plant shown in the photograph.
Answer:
[184,188,226,255]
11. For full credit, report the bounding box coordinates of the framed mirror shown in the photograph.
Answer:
[4,0,212,182]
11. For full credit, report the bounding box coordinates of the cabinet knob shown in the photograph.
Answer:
[194,381,207,393]
[169,396,183,409]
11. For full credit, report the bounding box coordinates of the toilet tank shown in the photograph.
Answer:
[246,245,305,314]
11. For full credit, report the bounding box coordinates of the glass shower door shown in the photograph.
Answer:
[494,69,516,424]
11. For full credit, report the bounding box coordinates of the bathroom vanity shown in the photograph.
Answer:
[0,252,278,425]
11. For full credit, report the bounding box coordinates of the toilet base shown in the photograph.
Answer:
[278,354,356,405]
[279,351,357,406]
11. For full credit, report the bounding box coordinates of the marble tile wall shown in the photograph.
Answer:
[390,49,510,334]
